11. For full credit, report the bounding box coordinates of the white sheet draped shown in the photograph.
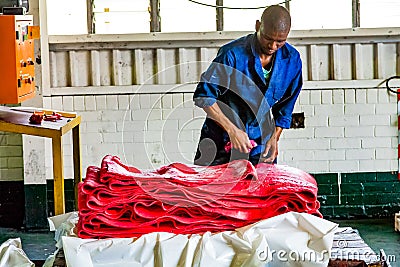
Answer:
[0,238,34,267]
[48,212,337,267]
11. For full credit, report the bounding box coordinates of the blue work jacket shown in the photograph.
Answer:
[193,33,303,157]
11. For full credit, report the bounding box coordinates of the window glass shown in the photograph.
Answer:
[360,0,400,28]
[224,0,283,31]
[93,0,149,33]
[160,0,215,32]
[290,0,352,30]
[46,0,400,35]
[47,0,87,35]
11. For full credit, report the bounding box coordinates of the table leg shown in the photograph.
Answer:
[72,125,82,210]
[52,135,65,215]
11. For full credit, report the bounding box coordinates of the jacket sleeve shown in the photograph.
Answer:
[193,50,235,108]
[272,57,303,129]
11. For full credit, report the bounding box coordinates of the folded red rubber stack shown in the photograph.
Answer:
[77,155,321,239]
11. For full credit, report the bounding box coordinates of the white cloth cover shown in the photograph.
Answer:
[0,238,34,267]
[43,212,79,267]
[48,211,79,249]
[57,212,337,267]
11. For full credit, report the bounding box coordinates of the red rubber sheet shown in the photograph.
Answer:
[77,155,321,238]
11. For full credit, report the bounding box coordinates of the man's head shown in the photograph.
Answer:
[255,5,291,56]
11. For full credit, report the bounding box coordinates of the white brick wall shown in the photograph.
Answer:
[37,87,398,179]
[345,104,375,115]
[366,90,378,103]
[331,138,361,149]
[63,96,74,111]
[73,96,85,111]
[310,91,321,105]
[84,95,96,110]
[345,89,356,104]
[280,88,397,173]
[321,91,332,104]
[117,95,128,110]
[329,160,359,172]
[345,126,374,137]
[332,90,344,104]
[355,90,367,104]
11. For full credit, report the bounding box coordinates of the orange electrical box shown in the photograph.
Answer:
[0,15,38,104]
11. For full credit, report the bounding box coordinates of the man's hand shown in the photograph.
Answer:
[203,103,255,154]
[262,136,278,163]
[261,127,283,163]
[227,128,254,154]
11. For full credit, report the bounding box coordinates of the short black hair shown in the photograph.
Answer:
[261,5,291,33]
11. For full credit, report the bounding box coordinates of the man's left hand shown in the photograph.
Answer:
[262,135,278,163]
[261,127,283,163]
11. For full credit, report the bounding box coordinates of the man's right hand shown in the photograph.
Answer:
[227,128,254,154]
[203,103,254,154]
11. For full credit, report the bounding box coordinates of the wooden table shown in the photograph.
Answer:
[0,106,81,215]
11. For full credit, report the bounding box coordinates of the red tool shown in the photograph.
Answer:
[224,140,257,153]
[29,111,44,124]
[43,112,62,121]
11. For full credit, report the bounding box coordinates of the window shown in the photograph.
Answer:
[45,0,400,35]
[94,0,149,34]
[360,0,400,28]
[224,0,283,31]
[160,0,215,32]
[47,0,87,35]
[290,0,352,30]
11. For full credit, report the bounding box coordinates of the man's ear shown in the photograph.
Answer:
[255,20,261,32]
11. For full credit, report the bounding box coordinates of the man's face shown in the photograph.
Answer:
[256,20,288,56]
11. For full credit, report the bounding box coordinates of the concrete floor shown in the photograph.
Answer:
[0,217,399,267]
[0,227,55,266]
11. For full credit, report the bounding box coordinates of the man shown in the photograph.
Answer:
[193,5,302,166]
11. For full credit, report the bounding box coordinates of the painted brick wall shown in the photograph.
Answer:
[313,171,400,218]
[43,87,397,178]
[0,129,24,225]
[0,132,23,182]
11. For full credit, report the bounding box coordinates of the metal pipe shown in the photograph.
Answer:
[149,0,161,32]
[87,0,94,34]
[216,0,223,31]
[284,0,290,12]
[352,0,360,28]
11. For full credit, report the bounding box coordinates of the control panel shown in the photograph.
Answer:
[0,15,38,104]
